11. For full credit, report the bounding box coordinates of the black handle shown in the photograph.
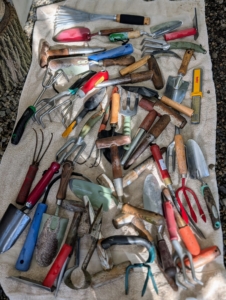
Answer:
[11,106,36,145]
[69,71,96,90]
[75,108,89,125]
[101,235,152,250]
[119,15,148,25]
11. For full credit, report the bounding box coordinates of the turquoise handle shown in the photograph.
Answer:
[123,116,131,150]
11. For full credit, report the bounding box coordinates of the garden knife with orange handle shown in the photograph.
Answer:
[191,68,203,124]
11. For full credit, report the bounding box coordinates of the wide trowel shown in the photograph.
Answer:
[186,139,221,230]
[164,49,194,103]
[143,174,177,290]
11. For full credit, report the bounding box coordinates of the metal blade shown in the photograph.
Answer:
[186,139,209,180]
[150,20,183,38]
[143,174,163,215]
[164,76,189,103]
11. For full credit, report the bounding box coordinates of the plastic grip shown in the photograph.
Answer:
[42,244,72,287]
[123,116,131,150]
[109,32,129,42]
[164,28,197,41]
[11,106,36,145]
[110,92,120,125]
[88,44,134,61]
[174,134,187,176]
[101,235,152,250]
[78,71,109,97]
[26,162,61,208]
[163,201,178,241]
[178,226,200,256]
[15,203,47,271]
[117,15,150,25]
[151,144,171,181]
[16,165,39,205]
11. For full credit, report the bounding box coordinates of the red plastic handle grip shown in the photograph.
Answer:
[163,201,178,241]
[79,71,109,97]
[164,28,197,41]
[150,144,170,181]
[26,162,60,208]
[16,165,38,205]
[42,244,72,287]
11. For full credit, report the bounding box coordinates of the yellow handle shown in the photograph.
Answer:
[191,68,203,97]
[62,121,76,138]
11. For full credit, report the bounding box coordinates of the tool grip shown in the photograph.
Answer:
[11,106,36,145]
[178,49,194,76]
[110,89,120,125]
[101,235,152,250]
[151,144,171,182]
[116,15,150,25]
[119,55,150,76]
[15,203,47,271]
[178,225,200,256]
[148,56,164,90]
[88,44,134,61]
[161,96,194,117]
[174,134,187,176]
[130,70,153,83]
[26,162,61,208]
[157,239,176,276]
[201,184,221,230]
[123,116,131,150]
[78,71,109,97]
[103,55,135,67]
[56,161,74,200]
[16,164,39,205]
[96,135,131,149]
[100,28,134,36]
[111,144,123,180]
[109,31,141,42]
[43,244,72,288]
[163,201,178,241]
[62,121,76,138]
[164,28,197,41]
[140,110,158,131]
[149,114,170,138]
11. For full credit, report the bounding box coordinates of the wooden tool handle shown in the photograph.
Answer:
[140,110,157,131]
[103,55,135,67]
[148,56,164,90]
[132,217,153,242]
[149,114,170,138]
[116,14,150,25]
[56,160,74,200]
[110,88,120,125]
[128,30,142,38]
[174,134,187,176]
[100,28,134,36]
[111,144,123,180]
[119,55,150,76]
[96,135,131,149]
[161,95,194,117]
[130,70,153,83]
[178,49,194,76]
[47,48,69,57]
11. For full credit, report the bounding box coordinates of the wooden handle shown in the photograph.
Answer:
[178,226,201,256]
[100,28,134,36]
[130,70,153,83]
[132,217,153,242]
[103,55,135,67]
[149,114,170,138]
[120,55,150,76]
[96,135,131,149]
[148,56,164,90]
[161,95,194,117]
[140,110,157,131]
[178,49,194,76]
[127,30,142,39]
[56,161,74,200]
[110,90,120,125]
[47,48,69,57]
[111,144,123,180]
[174,134,187,176]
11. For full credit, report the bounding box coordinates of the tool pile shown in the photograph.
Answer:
[0,2,222,299]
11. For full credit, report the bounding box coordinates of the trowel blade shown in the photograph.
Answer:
[186,139,209,180]
[0,204,30,253]
[164,75,189,103]
[143,174,163,215]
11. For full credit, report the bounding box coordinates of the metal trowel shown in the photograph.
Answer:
[164,49,194,103]
[186,139,221,230]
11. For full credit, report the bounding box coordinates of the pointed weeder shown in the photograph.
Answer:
[175,273,188,290]
[141,49,154,57]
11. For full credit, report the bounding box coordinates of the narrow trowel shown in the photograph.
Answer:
[164,49,194,103]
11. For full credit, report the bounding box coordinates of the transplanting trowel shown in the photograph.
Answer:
[186,139,221,230]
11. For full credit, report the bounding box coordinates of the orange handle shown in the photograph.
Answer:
[178,225,200,256]
[174,134,187,176]
[110,89,120,125]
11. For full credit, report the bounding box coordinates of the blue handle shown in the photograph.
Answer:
[88,44,134,61]
[15,203,47,271]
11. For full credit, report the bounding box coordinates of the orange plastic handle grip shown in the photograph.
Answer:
[110,92,120,125]
[179,225,201,256]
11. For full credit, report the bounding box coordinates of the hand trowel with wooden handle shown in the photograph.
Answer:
[164,49,194,103]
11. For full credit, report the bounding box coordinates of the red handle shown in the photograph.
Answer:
[163,201,178,241]
[164,28,197,41]
[16,165,38,205]
[151,144,171,181]
[42,244,72,288]
[79,71,109,97]
[26,162,60,208]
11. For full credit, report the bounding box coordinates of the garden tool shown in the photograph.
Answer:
[186,139,221,230]
[162,188,203,289]
[147,56,164,90]
[119,55,150,76]
[53,27,134,42]
[62,87,106,137]
[122,85,194,118]
[120,91,139,150]
[121,110,158,166]
[150,143,206,240]
[164,49,194,103]
[191,68,203,124]
[123,114,171,170]
[140,38,207,54]
[165,128,177,173]
[163,188,200,256]
[11,69,65,145]
[142,50,182,60]
[49,55,135,78]
[174,128,206,223]
[16,129,53,205]
[54,6,150,33]
[100,235,157,296]
[39,39,105,68]
[164,8,199,41]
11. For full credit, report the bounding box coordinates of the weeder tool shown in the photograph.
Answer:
[191,68,203,124]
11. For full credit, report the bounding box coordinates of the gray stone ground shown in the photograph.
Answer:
[0,0,225,298]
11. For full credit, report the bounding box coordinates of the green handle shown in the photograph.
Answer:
[109,32,129,42]
[201,183,221,230]
[79,110,105,139]
[123,116,131,150]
